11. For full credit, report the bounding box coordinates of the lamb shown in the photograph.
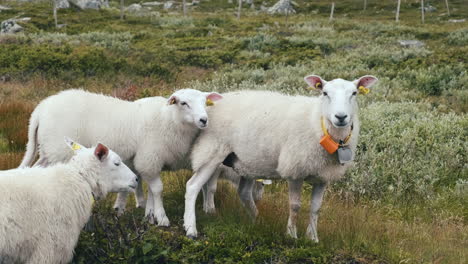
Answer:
[19,88,223,226]
[0,138,137,264]
[183,75,378,241]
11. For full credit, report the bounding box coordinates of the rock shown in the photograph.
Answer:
[55,0,70,9]
[16,17,31,22]
[423,5,437,12]
[0,5,12,11]
[163,1,174,9]
[142,1,163,6]
[0,19,23,34]
[68,0,106,10]
[0,74,11,82]
[192,0,200,5]
[448,19,466,23]
[398,40,424,48]
[267,0,295,15]
[126,3,142,12]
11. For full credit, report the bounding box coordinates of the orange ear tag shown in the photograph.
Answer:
[320,135,339,154]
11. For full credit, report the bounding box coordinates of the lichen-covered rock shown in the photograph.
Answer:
[126,3,142,12]
[66,0,106,10]
[142,1,163,6]
[164,1,175,9]
[0,19,23,34]
[267,0,295,15]
[398,40,424,48]
[55,0,70,9]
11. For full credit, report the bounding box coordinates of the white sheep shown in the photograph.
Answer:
[19,88,223,226]
[184,75,378,241]
[201,165,266,214]
[0,138,137,264]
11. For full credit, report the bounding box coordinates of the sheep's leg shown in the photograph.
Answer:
[145,175,169,226]
[134,175,146,208]
[202,167,220,214]
[286,179,303,239]
[184,162,219,238]
[33,156,50,167]
[252,181,265,202]
[145,187,155,224]
[113,192,128,216]
[237,177,258,219]
[306,182,327,242]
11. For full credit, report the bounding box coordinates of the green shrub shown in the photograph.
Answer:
[447,28,468,45]
[340,102,467,201]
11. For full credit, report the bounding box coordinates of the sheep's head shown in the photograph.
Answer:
[64,137,138,197]
[168,89,223,129]
[304,75,378,128]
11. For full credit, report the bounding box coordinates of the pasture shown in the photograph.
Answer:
[0,0,466,263]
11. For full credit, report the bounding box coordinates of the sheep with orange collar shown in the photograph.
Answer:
[0,139,137,263]
[183,75,378,242]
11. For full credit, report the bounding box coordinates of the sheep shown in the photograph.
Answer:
[183,75,378,241]
[0,138,137,264]
[19,88,223,227]
[201,165,267,214]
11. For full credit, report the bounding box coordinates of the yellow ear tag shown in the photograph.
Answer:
[315,82,322,90]
[91,196,95,206]
[206,98,214,106]
[358,85,370,95]
[71,143,82,151]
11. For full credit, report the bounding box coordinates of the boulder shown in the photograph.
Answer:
[164,1,174,9]
[142,1,163,6]
[55,0,70,9]
[0,19,23,34]
[126,3,142,12]
[267,0,295,15]
[398,40,424,48]
[0,5,12,11]
[67,0,106,10]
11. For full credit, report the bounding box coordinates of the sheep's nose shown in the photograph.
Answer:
[200,118,207,125]
[335,114,348,122]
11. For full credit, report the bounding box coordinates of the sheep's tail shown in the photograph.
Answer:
[19,110,40,168]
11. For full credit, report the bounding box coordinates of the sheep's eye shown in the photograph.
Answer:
[181,102,187,106]
[323,92,328,96]
[352,91,357,96]
[114,162,120,166]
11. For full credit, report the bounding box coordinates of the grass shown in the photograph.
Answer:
[0,0,467,263]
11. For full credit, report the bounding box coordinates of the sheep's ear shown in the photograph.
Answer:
[168,95,178,105]
[205,92,223,101]
[304,75,327,90]
[205,92,223,106]
[353,75,378,94]
[94,143,109,162]
[64,137,85,152]
[354,75,378,88]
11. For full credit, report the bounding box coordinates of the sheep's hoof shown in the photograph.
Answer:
[113,207,125,216]
[286,226,297,239]
[306,227,319,243]
[203,207,216,215]
[157,216,170,227]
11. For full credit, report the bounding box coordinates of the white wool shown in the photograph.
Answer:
[19,88,222,226]
[184,73,378,241]
[0,145,136,263]
[192,90,359,181]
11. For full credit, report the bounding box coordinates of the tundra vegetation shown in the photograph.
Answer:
[0,0,466,263]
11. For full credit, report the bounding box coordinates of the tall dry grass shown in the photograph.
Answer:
[0,101,33,152]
